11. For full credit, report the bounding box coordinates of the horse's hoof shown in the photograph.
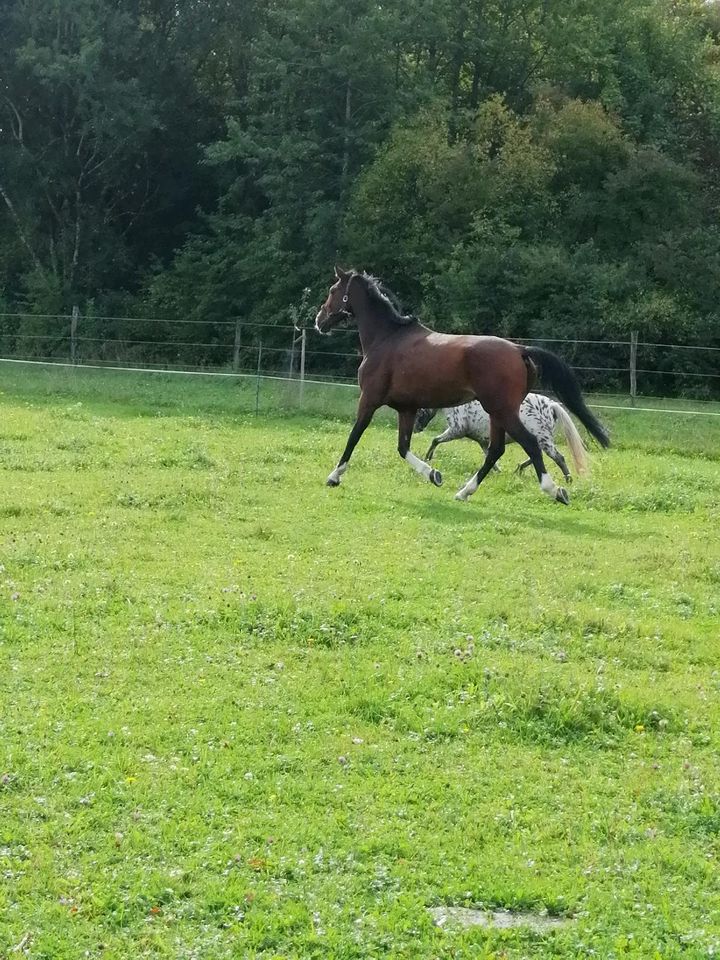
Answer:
[555,487,570,505]
[430,469,443,487]
[566,475,573,484]
[326,477,340,487]
[454,490,469,502]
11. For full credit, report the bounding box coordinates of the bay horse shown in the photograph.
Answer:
[314,268,609,505]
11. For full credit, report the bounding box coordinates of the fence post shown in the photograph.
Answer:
[232,318,242,372]
[70,305,79,364]
[299,328,306,403]
[255,337,263,415]
[629,330,638,405]
[288,328,296,381]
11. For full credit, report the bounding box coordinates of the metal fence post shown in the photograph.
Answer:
[288,327,296,380]
[255,337,262,415]
[630,330,638,405]
[232,318,242,372]
[299,328,306,403]
[70,305,79,364]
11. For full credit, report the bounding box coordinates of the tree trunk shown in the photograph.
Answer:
[448,19,467,143]
[470,57,483,109]
[0,179,44,273]
[341,79,352,195]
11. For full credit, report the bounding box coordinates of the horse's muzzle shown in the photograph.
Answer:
[314,309,328,334]
[314,309,348,335]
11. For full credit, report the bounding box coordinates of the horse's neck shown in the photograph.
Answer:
[352,288,397,354]
[357,320,385,355]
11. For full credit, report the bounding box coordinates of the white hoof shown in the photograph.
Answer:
[326,463,347,486]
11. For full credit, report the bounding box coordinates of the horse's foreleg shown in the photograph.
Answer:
[398,410,443,487]
[505,418,569,505]
[327,396,377,486]
[425,427,456,462]
[455,420,505,500]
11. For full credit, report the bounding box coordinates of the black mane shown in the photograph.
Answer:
[354,272,418,326]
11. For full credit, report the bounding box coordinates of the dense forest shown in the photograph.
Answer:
[2,0,720,392]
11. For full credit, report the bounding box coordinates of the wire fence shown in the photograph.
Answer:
[0,308,719,409]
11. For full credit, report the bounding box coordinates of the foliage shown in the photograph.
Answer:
[345,93,713,347]
[1,0,720,387]
[0,0,221,311]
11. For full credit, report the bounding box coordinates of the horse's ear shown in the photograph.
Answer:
[334,265,350,281]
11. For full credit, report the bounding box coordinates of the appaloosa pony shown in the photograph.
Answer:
[314,268,609,505]
[414,393,589,482]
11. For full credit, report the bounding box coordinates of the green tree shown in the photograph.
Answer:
[0,0,221,314]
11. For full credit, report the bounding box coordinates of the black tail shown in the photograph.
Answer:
[523,346,610,448]
[414,408,439,433]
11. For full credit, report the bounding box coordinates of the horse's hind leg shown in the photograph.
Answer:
[479,439,502,473]
[516,449,570,482]
[505,418,570,505]
[425,427,456,462]
[398,410,443,486]
[455,421,506,501]
[545,442,572,482]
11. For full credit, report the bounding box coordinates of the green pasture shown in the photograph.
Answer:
[0,364,719,959]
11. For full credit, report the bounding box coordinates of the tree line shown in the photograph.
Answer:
[2,0,720,394]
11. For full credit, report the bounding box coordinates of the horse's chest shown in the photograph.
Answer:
[357,359,375,390]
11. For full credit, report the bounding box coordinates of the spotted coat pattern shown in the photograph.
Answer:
[416,393,578,481]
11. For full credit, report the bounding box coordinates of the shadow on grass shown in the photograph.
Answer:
[396,492,634,540]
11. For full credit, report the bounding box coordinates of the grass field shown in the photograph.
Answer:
[1,363,719,959]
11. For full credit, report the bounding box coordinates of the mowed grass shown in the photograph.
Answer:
[1,364,719,959]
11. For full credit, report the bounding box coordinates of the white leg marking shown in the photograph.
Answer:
[327,462,348,485]
[405,450,433,480]
[455,474,479,501]
[540,472,557,499]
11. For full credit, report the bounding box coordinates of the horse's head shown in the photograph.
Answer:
[315,266,353,335]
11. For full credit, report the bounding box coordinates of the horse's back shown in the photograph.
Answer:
[377,327,528,411]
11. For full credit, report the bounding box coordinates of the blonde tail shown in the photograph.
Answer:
[551,401,589,476]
